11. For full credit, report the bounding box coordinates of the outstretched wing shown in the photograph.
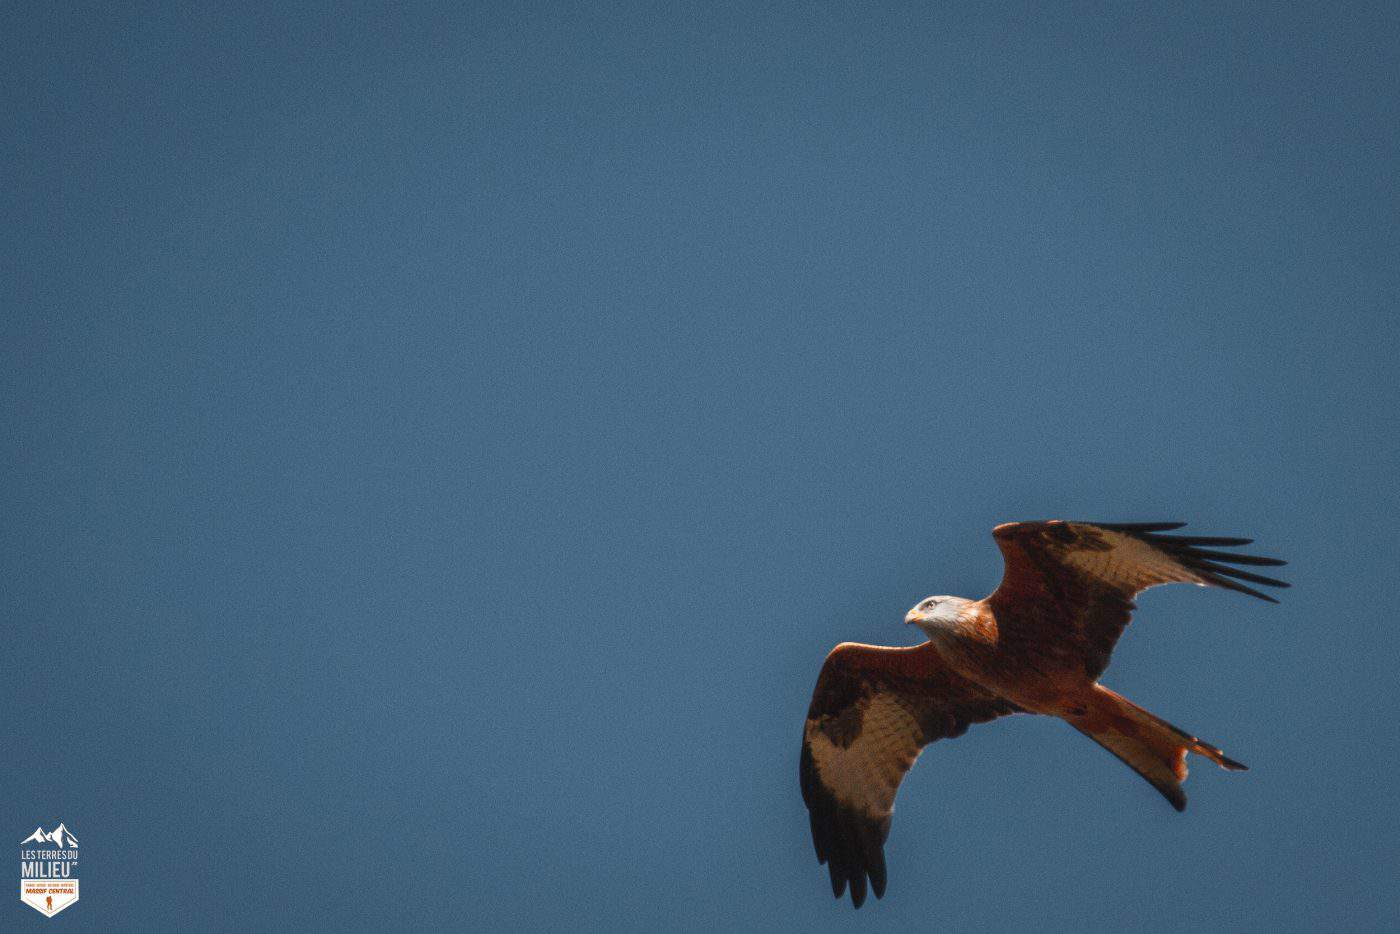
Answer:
[987,520,1288,679]
[800,642,1018,907]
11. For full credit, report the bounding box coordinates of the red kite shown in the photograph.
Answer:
[800,520,1287,907]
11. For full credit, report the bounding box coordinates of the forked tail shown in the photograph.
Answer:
[1069,685,1246,811]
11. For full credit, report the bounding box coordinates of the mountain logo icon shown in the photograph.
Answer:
[20,824,78,849]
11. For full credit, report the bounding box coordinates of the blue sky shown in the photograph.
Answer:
[3,3,1398,930]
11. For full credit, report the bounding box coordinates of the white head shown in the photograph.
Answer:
[904,595,975,637]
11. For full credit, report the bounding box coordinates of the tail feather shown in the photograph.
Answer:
[1070,685,1246,811]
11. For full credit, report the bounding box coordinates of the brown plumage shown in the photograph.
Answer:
[800,520,1287,907]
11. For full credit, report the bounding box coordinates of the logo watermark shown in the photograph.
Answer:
[19,824,79,918]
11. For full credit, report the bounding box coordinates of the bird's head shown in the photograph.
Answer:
[904,595,975,636]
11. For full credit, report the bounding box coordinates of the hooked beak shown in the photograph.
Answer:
[904,608,922,626]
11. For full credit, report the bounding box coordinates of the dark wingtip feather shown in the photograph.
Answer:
[1193,559,1291,589]
[802,738,890,909]
[849,869,867,908]
[1170,535,1254,546]
[1187,548,1287,567]
[862,823,887,900]
[1203,576,1281,603]
[1105,522,1289,602]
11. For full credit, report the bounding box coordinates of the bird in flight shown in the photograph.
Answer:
[799,520,1287,908]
